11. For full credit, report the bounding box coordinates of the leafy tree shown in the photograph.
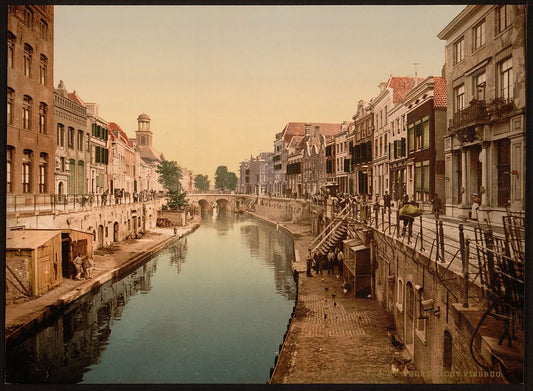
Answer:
[214,166,238,191]
[194,174,210,192]
[156,160,183,193]
[226,172,237,191]
[156,160,188,208]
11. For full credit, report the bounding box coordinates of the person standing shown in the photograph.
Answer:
[315,252,323,275]
[337,248,344,277]
[383,191,391,213]
[471,193,481,221]
[431,193,442,219]
[306,248,313,277]
[327,249,335,275]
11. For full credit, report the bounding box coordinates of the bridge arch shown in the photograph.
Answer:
[216,198,231,211]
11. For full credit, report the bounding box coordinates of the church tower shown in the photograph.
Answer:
[136,113,153,147]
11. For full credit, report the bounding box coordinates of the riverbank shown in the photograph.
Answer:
[5,215,202,343]
[247,211,423,384]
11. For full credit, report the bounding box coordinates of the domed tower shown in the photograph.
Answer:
[136,113,152,147]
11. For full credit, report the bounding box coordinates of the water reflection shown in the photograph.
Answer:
[6,260,158,383]
[6,212,295,384]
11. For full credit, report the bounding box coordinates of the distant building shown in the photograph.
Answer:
[108,122,136,198]
[54,81,90,197]
[7,5,55,196]
[130,113,166,194]
[351,101,373,197]
[438,4,526,220]
[404,76,447,206]
[85,102,109,195]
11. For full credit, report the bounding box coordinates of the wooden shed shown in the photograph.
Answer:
[5,229,94,301]
[6,230,63,299]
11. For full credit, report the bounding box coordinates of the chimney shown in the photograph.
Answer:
[414,63,420,86]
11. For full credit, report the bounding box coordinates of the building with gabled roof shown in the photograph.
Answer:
[108,122,136,199]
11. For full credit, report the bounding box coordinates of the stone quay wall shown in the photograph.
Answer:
[251,199,509,384]
[6,199,165,249]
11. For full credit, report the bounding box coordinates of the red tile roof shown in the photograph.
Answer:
[67,91,85,106]
[388,77,425,104]
[433,76,447,108]
[108,122,133,147]
[281,122,341,142]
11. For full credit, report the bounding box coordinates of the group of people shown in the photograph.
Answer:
[306,247,344,277]
[71,254,94,280]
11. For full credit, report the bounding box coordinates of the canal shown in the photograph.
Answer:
[5,211,297,384]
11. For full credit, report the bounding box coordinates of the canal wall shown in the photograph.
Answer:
[6,198,165,248]
[5,216,202,343]
[250,201,512,384]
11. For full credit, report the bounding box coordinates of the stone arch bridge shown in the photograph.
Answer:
[186,194,255,212]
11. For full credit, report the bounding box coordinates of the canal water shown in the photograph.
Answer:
[5,211,297,384]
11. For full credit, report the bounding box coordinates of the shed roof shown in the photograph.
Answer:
[6,230,61,250]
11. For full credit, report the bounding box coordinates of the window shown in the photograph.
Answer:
[454,84,465,113]
[24,7,33,28]
[423,163,430,194]
[496,5,511,34]
[57,123,65,146]
[39,153,47,193]
[23,44,33,77]
[499,57,513,101]
[39,103,47,134]
[60,156,65,172]
[415,121,422,150]
[22,150,32,193]
[8,32,15,68]
[453,37,464,64]
[408,124,415,152]
[7,147,13,193]
[78,130,84,151]
[422,116,430,149]
[473,72,486,101]
[68,159,75,194]
[40,19,48,40]
[415,165,422,193]
[7,88,14,125]
[384,134,388,154]
[22,95,32,129]
[77,161,84,194]
[68,127,75,148]
[39,55,47,85]
[473,20,486,51]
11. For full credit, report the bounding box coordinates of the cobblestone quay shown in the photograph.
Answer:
[247,213,423,384]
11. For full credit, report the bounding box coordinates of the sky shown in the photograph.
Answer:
[54,5,466,178]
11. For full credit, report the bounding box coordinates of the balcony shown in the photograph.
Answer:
[449,100,489,130]
[449,98,516,132]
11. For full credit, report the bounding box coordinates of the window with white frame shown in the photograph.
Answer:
[39,103,47,134]
[422,116,430,150]
[496,5,511,34]
[22,95,32,129]
[453,37,464,65]
[8,32,15,68]
[39,153,47,193]
[23,44,33,77]
[7,147,13,193]
[7,88,14,126]
[499,57,513,101]
[22,149,32,193]
[454,84,465,113]
[473,71,486,101]
[39,54,47,85]
[473,19,486,51]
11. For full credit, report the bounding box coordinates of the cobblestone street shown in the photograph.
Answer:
[259,219,424,384]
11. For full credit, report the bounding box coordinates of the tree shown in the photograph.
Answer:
[214,166,238,191]
[156,160,188,208]
[156,160,183,193]
[194,174,210,192]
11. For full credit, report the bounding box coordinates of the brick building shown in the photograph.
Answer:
[7,5,55,197]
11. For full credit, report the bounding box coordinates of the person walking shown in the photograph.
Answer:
[431,193,442,219]
[306,248,313,277]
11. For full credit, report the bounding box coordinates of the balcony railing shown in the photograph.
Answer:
[450,99,516,130]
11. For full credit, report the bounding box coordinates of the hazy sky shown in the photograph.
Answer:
[54,5,466,177]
